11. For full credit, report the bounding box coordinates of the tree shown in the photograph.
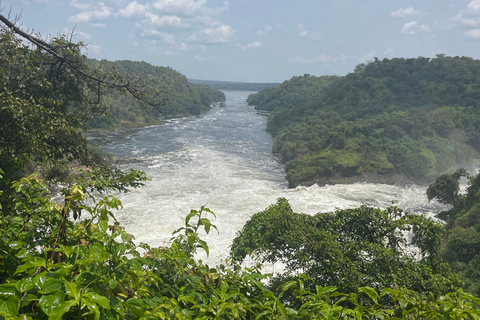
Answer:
[0,12,157,208]
[429,170,480,296]
[230,198,460,300]
[426,168,468,207]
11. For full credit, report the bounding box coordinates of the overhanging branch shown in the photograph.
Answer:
[0,12,165,111]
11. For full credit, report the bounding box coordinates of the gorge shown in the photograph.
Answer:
[89,90,449,264]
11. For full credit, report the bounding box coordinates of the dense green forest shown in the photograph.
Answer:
[249,56,480,187]
[427,169,480,297]
[84,59,225,131]
[1,15,480,319]
[189,79,279,91]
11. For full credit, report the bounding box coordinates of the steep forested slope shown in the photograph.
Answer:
[249,56,480,187]
[84,59,225,130]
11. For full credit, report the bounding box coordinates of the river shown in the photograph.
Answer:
[88,90,447,264]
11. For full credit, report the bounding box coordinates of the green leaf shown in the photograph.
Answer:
[83,292,110,310]
[15,257,46,275]
[108,278,118,290]
[281,280,297,292]
[109,296,124,316]
[359,287,379,304]
[98,219,108,232]
[64,282,79,301]
[39,291,65,316]
[39,279,63,294]
[185,210,198,226]
[9,241,27,251]
[16,277,35,293]
[82,295,101,320]
[126,298,145,317]
[0,296,19,317]
[48,300,77,320]
[316,286,337,297]
[0,284,17,298]
[198,239,209,257]
[199,218,211,233]
[34,272,47,289]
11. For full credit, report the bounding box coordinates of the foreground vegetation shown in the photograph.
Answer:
[248,57,480,187]
[1,173,480,319]
[1,12,480,319]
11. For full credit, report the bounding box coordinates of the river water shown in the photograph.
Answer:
[88,90,447,264]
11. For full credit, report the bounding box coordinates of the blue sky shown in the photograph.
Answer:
[1,0,479,82]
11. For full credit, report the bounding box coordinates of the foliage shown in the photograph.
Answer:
[189,79,280,91]
[231,198,460,299]
[428,171,480,297]
[427,168,468,206]
[248,56,480,186]
[246,74,338,114]
[0,174,479,319]
[0,15,147,221]
[84,60,225,131]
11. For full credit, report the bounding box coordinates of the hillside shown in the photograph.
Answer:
[189,79,279,91]
[248,55,480,187]
[84,59,225,130]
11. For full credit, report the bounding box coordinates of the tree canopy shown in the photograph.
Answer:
[230,198,460,299]
[428,170,480,297]
[249,56,480,187]
[84,59,225,131]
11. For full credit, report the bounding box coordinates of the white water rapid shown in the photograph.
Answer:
[88,90,448,265]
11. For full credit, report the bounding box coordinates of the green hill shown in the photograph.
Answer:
[189,79,279,91]
[84,59,225,130]
[249,55,480,187]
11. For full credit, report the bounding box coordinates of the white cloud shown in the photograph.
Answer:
[151,0,227,17]
[145,13,186,28]
[297,23,323,40]
[401,21,431,35]
[451,1,480,28]
[289,53,346,64]
[240,41,261,51]
[86,43,102,54]
[464,28,480,39]
[140,29,176,44]
[256,23,281,36]
[391,7,419,18]
[187,24,236,44]
[451,12,480,27]
[383,48,395,56]
[68,2,113,23]
[467,0,480,15]
[358,50,376,63]
[115,1,149,19]
[70,0,91,10]
[91,23,107,28]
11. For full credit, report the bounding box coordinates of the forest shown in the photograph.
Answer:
[189,79,279,91]
[1,14,480,319]
[248,56,480,187]
[84,59,225,131]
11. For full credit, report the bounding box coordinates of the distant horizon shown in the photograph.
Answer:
[188,78,281,84]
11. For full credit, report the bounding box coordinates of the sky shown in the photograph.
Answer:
[0,0,479,82]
